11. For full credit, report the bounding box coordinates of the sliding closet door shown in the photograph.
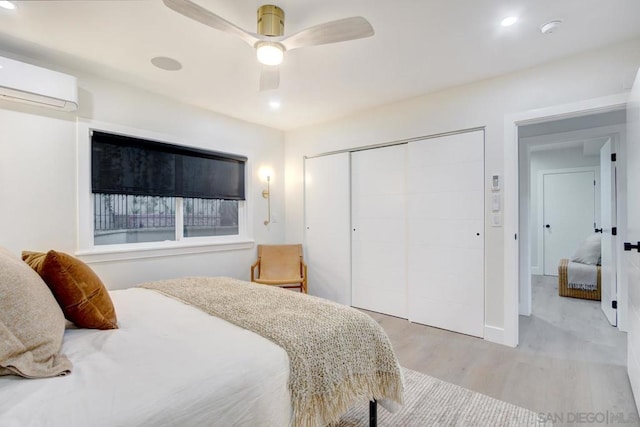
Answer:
[351,145,407,318]
[304,153,351,305]
[407,130,485,337]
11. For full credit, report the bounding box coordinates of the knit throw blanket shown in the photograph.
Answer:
[567,261,598,291]
[141,276,403,427]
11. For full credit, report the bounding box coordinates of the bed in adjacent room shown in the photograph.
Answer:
[0,249,403,427]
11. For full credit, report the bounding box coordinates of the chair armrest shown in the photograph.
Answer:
[251,260,260,282]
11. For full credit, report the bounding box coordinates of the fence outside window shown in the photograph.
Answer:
[94,194,238,245]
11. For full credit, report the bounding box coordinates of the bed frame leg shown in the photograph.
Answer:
[369,399,377,427]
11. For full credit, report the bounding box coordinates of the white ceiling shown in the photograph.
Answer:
[1,0,640,130]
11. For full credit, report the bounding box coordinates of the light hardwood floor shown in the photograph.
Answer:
[364,275,639,424]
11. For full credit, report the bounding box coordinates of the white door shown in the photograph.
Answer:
[304,153,351,305]
[407,130,484,338]
[600,140,617,325]
[625,69,640,411]
[351,145,407,318]
[543,171,596,276]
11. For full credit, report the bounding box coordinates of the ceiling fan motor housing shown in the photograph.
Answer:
[257,5,284,36]
[162,0,375,90]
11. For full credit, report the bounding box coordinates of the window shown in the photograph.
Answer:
[91,131,246,246]
[183,198,238,237]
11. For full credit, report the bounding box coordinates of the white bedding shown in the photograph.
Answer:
[0,288,292,427]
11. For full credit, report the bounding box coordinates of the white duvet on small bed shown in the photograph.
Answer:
[0,288,292,427]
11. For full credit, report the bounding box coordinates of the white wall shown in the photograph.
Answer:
[528,147,601,274]
[0,66,285,290]
[284,38,640,340]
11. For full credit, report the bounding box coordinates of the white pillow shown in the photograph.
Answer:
[0,247,72,378]
[571,234,601,265]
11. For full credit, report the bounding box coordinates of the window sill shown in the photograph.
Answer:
[75,239,255,264]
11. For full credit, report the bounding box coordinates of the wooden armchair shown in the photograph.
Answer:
[251,244,308,293]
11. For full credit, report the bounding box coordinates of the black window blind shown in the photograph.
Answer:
[91,131,246,200]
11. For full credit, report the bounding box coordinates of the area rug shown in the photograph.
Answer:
[337,368,548,426]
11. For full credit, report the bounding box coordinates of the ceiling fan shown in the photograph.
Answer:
[162,0,375,91]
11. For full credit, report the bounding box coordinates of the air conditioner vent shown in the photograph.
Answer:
[0,56,78,112]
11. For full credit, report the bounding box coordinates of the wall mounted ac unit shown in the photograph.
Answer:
[0,56,78,112]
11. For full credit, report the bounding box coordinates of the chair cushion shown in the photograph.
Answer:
[22,250,118,330]
[0,247,72,378]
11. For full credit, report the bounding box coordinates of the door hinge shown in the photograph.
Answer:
[594,180,596,186]
[612,300,618,310]
[611,153,617,162]
[612,227,617,236]
[514,233,517,240]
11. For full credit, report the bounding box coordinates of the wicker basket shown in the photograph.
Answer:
[558,258,601,301]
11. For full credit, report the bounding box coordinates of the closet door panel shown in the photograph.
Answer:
[407,218,484,251]
[407,130,485,337]
[409,244,484,307]
[409,133,481,165]
[419,163,479,193]
[304,153,351,305]
[351,145,407,318]
[411,192,484,222]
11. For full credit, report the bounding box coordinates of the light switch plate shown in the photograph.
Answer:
[492,194,501,212]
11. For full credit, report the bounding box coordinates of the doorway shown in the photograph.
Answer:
[516,109,626,336]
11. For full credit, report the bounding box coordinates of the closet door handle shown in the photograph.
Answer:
[595,228,603,233]
[545,224,550,229]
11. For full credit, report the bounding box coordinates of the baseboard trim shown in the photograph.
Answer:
[484,325,505,345]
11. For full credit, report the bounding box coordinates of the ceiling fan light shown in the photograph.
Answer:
[0,1,16,10]
[256,42,284,66]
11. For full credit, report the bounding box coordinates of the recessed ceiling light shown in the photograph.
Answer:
[150,56,182,71]
[269,100,281,110]
[0,1,16,10]
[501,16,518,27]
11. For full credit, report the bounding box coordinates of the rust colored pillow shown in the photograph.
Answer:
[22,250,118,330]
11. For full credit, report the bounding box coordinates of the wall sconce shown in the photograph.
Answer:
[263,175,271,226]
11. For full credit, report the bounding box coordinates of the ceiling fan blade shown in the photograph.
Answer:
[260,65,280,91]
[163,0,259,47]
[281,17,374,51]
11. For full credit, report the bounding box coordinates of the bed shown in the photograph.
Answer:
[0,249,403,427]
[558,258,602,301]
